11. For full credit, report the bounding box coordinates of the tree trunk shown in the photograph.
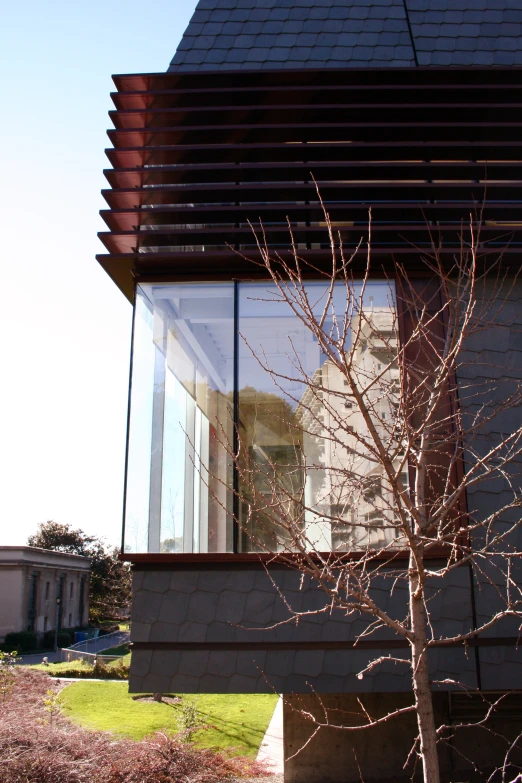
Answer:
[409,557,440,783]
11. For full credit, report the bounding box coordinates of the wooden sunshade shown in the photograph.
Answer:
[98,66,522,301]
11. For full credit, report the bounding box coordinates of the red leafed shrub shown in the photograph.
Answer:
[0,668,268,783]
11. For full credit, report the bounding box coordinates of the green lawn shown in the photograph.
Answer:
[58,681,277,756]
[98,643,129,656]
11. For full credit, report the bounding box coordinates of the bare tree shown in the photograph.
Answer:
[221,204,522,783]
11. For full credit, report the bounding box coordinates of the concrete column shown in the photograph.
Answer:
[283,693,450,783]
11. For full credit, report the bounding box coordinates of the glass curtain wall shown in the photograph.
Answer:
[124,280,402,554]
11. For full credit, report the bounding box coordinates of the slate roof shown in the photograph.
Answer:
[409,0,522,66]
[168,0,522,71]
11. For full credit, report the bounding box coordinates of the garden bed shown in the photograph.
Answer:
[0,668,268,782]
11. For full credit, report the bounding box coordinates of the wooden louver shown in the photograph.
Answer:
[98,66,522,300]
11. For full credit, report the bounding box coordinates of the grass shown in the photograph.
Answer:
[58,681,278,756]
[98,643,129,656]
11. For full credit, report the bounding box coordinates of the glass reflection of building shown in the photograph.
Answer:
[124,280,404,554]
[298,307,406,552]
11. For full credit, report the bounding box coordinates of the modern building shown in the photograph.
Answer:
[97,2,522,780]
[0,546,90,642]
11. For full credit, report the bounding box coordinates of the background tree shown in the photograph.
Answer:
[222,209,522,783]
[28,521,131,624]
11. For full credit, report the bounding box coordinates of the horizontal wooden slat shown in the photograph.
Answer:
[107,123,522,148]
[101,182,522,211]
[111,67,522,94]
[109,105,522,130]
[100,203,522,232]
[106,141,522,168]
[99,222,522,254]
[104,161,522,189]
[111,82,522,111]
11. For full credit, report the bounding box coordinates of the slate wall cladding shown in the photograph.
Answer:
[167,0,522,72]
[456,277,522,688]
[129,562,479,694]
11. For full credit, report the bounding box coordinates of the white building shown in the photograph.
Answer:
[0,546,91,642]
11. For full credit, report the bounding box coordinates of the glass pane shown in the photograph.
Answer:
[238,280,403,553]
[123,283,234,553]
[124,289,155,553]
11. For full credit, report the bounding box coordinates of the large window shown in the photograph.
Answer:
[123,281,401,554]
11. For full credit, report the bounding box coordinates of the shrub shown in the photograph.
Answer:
[43,629,73,649]
[3,631,37,652]
[179,697,200,741]
[92,658,111,678]
[41,661,95,679]
[33,657,130,680]
[107,657,130,680]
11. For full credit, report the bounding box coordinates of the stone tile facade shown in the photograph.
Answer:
[129,561,481,693]
[456,278,522,686]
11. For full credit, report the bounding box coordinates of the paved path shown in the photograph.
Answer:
[67,632,129,655]
[53,677,129,683]
[19,632,129,666]
[257,696,284,775]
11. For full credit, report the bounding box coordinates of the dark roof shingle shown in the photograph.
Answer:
[168,0,416,70]
[168,0,522,71]
[408,0,522,65]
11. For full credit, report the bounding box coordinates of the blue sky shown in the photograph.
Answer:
[0,1,198,548]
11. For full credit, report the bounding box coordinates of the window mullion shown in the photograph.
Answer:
[233,280,240,554]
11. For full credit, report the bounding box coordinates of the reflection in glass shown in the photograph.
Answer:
[124,283,234,553]
[124,280,405,554]
[311,304,404,551]
[238,282,404,552]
